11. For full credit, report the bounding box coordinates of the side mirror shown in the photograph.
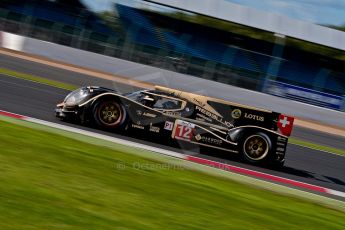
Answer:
[143,95,154,102]
[142,95,155,107]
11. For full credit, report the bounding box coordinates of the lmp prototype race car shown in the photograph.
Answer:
[56,86,294,167]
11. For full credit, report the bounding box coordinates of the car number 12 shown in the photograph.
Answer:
[175,124,193,140]
[172,120,195,141]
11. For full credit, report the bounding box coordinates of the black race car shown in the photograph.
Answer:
[56,86,294,166]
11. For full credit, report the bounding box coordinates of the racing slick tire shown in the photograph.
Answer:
[92,100,126,129]
[240,132,272,164]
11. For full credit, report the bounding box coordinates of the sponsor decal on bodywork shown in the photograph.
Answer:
[196,113,212,122]
[149,123,160,133]
[172,120,195,141]
[194,133,222,145]
[164,121,174,131]
[143,112,157,118]
[164,111,181,116]
[195,134,202,141]
[196,106,232,127]
[195,106,220,120]
[276,147,285,152]
[277,136,287,142]
[196,117,205,122]
[277,115,294,136]
[231,109,242,119]
[244,113,264,122]
[131,124,145,130]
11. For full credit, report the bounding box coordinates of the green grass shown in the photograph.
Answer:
[0,120,344,229]
[0,67,77,91]
[289,137,345,156]
[1,66,345,157]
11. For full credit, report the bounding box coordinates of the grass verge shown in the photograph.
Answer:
[0,120,344,229]
[1,66,345,157]
[0,67,77,91]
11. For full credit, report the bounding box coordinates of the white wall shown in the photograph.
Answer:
[1,32,25,51]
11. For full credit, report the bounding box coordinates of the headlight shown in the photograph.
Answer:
[64,88,89,106]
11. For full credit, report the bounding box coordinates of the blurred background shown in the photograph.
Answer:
[1,0,344,110]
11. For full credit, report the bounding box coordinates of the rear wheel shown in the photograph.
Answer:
[93,100,125,129]
[241,132,271,164]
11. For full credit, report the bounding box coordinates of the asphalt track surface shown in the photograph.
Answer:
[1,55,345,200]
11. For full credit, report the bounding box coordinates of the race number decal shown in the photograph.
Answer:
[172,120,195,141]
[175,125,193,140]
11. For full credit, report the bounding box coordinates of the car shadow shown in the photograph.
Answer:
[280,166,345,188]
[197,146,345,190]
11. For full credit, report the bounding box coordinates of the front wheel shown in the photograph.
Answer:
[93,100,126,129]
[241,132,271,164]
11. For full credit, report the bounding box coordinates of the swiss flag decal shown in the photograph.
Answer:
[277,115,294,136]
